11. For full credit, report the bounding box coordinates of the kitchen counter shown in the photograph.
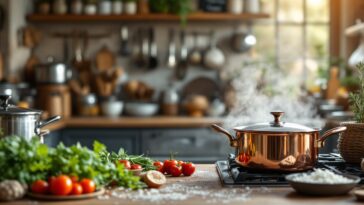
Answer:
[44,117,223,131]
[6,165,360,205]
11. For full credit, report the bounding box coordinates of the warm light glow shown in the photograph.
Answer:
[307,0,325,7]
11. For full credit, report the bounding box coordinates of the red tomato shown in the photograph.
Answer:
[130,164,142,170]
[71,182,83,195]
[80,179,96,194]
[50,175,73,196]
[182,162,196,176]
[153,161,163,168]
[119,159,131,169]
[31,180,49,194]
[153,161,164,173]
[170,165,182,177]
[48,176,56,185]
[163,159,178,174]
[178,160,184,166]
[70,175,79,183]
[238,153,251,164]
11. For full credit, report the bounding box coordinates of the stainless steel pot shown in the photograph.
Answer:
[0,95,61,141]
[35,57,70,84]
[212,111,347,172]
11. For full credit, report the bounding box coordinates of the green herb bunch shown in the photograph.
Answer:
[96,142,156,171]
[349,62,364,123]
[0,137,144,189]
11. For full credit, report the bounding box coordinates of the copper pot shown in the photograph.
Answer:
[212,111,347,172]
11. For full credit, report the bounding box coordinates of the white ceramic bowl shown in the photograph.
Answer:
[124,102,159,117]
[101,101,124,118]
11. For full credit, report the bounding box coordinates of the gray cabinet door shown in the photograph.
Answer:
[141,128,233,162]
[60,128,139,154]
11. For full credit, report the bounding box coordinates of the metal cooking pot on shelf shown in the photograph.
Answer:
[0,95,61,141]
[35,57,71,84]
[212,111,347,172]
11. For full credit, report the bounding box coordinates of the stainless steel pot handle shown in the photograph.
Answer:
[316,126,347,148]
[38,116,61,128]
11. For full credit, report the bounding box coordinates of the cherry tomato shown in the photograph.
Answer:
[163,159,178,175]
[238,153,251,164]
[153,161,163,168]
[119,159,131,169]
[31,180,49,194]
[178,160,184,166]
[80,179,96,194]
[170,165,182,177]
[50,175,73,196]
[71,182,83,195]
[48,176,56,185]
[182,162,196,176]
[130,164,142,170]
[70,175,79,183]
[153,161,164,173]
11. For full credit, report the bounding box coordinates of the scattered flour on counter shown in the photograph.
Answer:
[290,169,355,184]
[111,183,252,204]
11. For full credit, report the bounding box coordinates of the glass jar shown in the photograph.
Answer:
[228,0,243,14]
[99,0,112,15]
[124,1,137,15]
[112,0,123,14]
[52,0,67,14]
[84,3,97,15]
[71,0,83,15]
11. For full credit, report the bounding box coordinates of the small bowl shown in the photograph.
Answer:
[101,101,124,118]
[124,102,159,117]
[129,168,143,176]
[285,173,360,196]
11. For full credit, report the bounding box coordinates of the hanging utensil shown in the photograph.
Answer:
[188,32,202,66]
[175,30,188,80]
[203,31,225,70]
[231,24,257,53]
[148,28,158,70]
[120,26,130,56]
[167,29,177,69]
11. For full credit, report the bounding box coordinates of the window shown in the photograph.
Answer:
[254,0,330,90]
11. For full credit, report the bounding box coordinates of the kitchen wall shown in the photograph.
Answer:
[5,0,256,94]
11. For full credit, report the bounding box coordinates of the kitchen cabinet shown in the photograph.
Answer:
[141,128,233,162]
[59,128,140,154]
[43,125,233,163]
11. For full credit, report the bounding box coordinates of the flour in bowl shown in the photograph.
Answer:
[289,169,355,184]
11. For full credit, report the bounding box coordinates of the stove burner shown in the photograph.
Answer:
[216,153,364,187]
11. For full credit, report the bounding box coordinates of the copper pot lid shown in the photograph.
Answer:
[0,95,42,115]
[233,111,317,133]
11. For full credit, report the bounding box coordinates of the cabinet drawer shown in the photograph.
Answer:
[141,128,232,157]
[60,128,138,153]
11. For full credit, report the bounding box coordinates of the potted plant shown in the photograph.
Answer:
[338,62,364,163]
[124,0,137,15]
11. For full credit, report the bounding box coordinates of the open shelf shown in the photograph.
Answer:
[27,12,270,23]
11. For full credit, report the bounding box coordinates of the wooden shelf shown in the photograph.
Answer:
[26,12,270,23]
[45,116,223,131]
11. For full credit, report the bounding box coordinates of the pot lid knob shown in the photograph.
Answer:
[271,111,284,126]
[0,95,11,110]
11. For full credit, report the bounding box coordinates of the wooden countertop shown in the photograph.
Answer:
[44,117,223,131]
[6,165,359,205]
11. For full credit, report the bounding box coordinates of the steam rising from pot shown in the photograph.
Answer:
[223,63,323,128]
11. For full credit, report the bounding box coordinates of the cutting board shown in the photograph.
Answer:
[96,46,115,72]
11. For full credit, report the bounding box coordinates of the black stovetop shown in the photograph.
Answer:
[216,153,364,187]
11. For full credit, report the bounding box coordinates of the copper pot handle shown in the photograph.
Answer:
[211,124,238,147]
[316,126,347,148]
